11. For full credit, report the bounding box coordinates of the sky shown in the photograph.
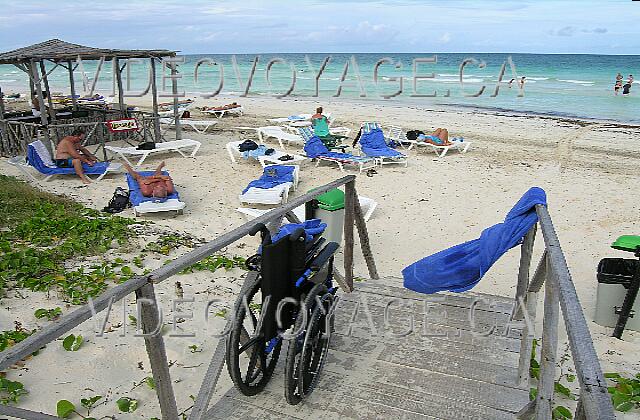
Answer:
[0,0,638,55]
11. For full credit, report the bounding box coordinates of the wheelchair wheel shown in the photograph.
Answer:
[284,283,334,405]
[226,274,282,396]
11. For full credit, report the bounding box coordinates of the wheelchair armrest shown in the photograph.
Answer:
[309,242,339,271]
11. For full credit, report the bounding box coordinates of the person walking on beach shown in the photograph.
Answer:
[55,129,98,184]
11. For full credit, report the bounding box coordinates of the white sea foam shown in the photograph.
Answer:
[0,79,18,83]
[558,79,594,85]
[525,77,548,81]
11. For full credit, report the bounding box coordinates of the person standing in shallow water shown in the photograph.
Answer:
[622,75,633,96]
[615,73,624,95]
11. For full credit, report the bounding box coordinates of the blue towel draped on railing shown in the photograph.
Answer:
[126,171,180,205]
[359,128,404,158]
[27,145,109,175]
[242,165,295,193]
[402,187,547,294]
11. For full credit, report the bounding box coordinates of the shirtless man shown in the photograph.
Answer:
[124,161,175,198]
[55,129,98,184]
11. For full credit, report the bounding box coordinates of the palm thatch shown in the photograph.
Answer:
[0,39,175,65]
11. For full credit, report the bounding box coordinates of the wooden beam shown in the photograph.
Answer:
[0,405,59,419]
[136,282,179,419]
[350,183,379,281]
[170,60,182,140]
[0,275,149,371]
[114,57,126,116]
[149,58,162,142]
[0,85,8,155]
[535,205,615,419]
[39,60,58,144]
[189,271,258,420]
[67,60,78,111]
[343,180,356,290]
[513,225,537,320]
[29,60,52,154]
[149,175,356,284]
[534,258,559,420]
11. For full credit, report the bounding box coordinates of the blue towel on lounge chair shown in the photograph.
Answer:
[402,187,547,294]
[126,171,180,205]
[27,144,109,175]
[303,134,371,162]
[359,128,404,158]
[242,165,295,194]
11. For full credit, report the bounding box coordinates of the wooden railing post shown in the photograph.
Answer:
[349,182,379,281]
[136,282,179,420]
[343,180,356,291]
[513,224,537,320]
[534,258,560,420]
[517,251,548,386]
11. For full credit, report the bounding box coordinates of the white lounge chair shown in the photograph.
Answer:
[8,140,122,184]
[105,139,201,166]
[387,125,471,158]
[160,118,218,134]
[357,122,408,168]
[237,195,377,222]
[226,140,306,167]
[268,114,312,123]
[327,114,352,137]
[202,105,244,118]
[257,126,305,150]
[239,165,300,205]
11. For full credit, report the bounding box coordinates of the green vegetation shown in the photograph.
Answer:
[605,372,640,412]
[0,378,27,405]
[34,307,62,321]
[56,395,102,419]
[0,175,138,304]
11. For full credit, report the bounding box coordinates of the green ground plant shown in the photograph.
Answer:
[605,372,640,412]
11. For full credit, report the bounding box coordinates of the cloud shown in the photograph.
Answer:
[582,27,608,34]
[553,26,576,37]
[438,32,451,44]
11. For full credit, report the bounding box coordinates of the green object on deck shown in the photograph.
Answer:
[611,235,640,252]
[315,188,345,211]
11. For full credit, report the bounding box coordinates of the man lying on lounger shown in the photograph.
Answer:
[55,128,99,184]
[124,161,175,198]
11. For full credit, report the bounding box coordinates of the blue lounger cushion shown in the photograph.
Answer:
[27,144,110,175]
[126,171,180,206]
[402,187,547,294]
[242,165,295,194]
[359,128,405,158]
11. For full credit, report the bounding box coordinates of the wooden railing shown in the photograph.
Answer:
[0,175,377,420]
[513,205,615,419]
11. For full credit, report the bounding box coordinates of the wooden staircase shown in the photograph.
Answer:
[205,277,530,419]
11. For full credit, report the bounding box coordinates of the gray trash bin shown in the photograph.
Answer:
[312,188,345,246]
[594,258,640,332]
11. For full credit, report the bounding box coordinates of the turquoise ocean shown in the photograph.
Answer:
[1,53,639,123]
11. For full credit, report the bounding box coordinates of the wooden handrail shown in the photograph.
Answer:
[514,205,615,419]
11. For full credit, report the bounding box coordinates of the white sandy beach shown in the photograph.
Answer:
[1,95,639,418]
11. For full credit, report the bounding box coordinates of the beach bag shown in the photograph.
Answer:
[406,130,424,140]
[181,110,191,118]
[239,140,259,152]
[103,187,131,213]
[137,142,156,150]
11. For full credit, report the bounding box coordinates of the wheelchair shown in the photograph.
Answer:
[225,220,340,405]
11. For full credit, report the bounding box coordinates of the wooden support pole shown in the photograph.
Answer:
[343,180,356,291]
[170,60,182,140]
[189,271,258,420]
[0,85,8,156]
[149,58,162,143]
[534,259,559,420]
[114,58,126,116]
[0,405,60,419]
[29,60,52,155]
[67,60,78,111]
[350,183,379,281]
[513,224,537,320]
[136,282,179,420]
[40,60,58,144]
